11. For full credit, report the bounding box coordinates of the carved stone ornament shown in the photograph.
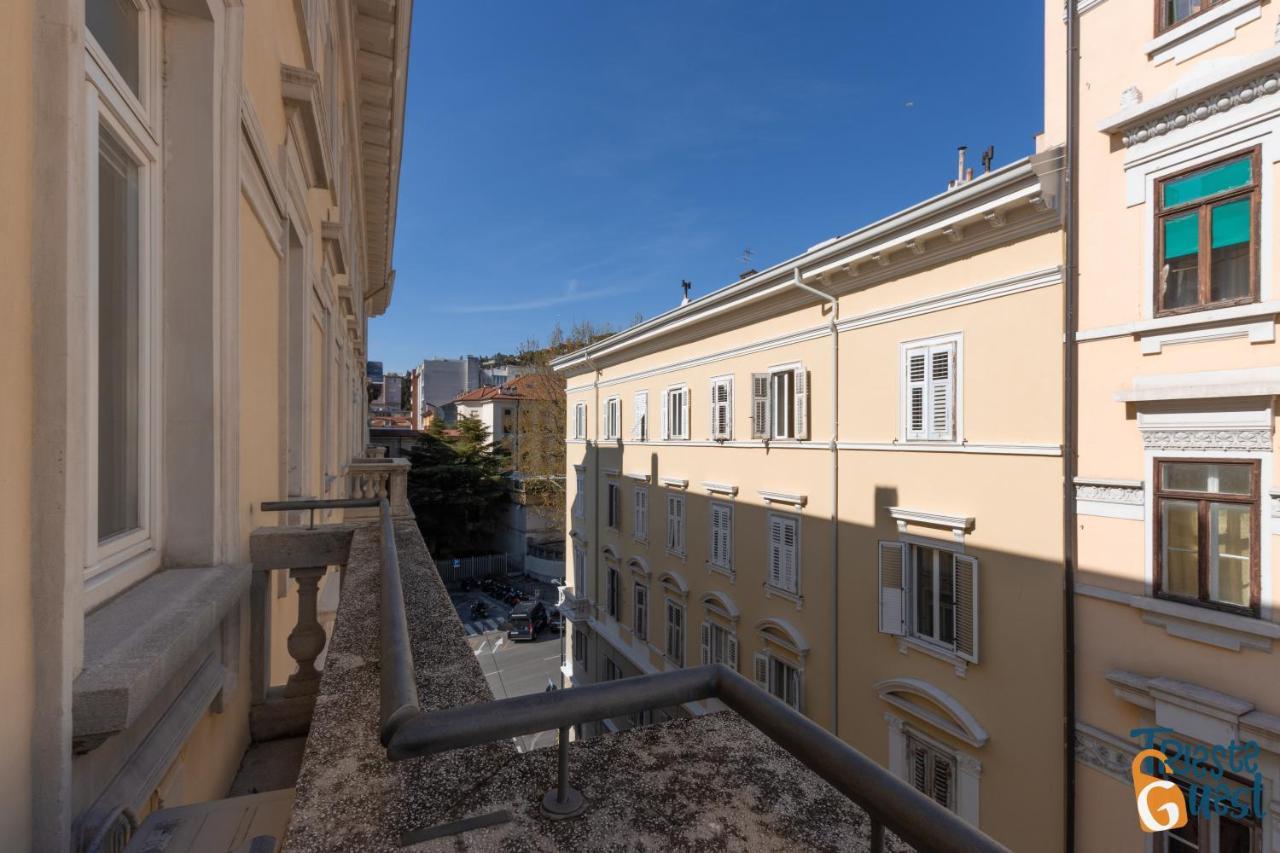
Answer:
[1075,483,1144,505]
[1120,72,1280,147]
[1141,429,1272,452]
[1074,727,1133,782]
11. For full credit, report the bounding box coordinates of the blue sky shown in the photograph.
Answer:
[369,2,1046,373]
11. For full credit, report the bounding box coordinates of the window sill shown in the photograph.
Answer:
[763,584,804,610]
[665,549,687,561]
[897,636,968,678]
[1145,0,1261,66]
[1079,299,1280,346]
[1077,583,1279,652]
[74,565,248,752]
[707,564,735,583]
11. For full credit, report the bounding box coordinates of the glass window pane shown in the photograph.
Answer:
[938,552,955,645]
[1217,813,1255,853]
[1162,462,1252,495]
[1163,156,1251,207]
[98,127,142,541]
[913,546,934,640]
[86,0,140,97]
[1161,212,1200,309]
[1161,500,1199,598]
[1211,198,1251,302]
[1210,503,1251,607]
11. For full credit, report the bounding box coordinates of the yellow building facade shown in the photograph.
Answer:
[2,0,409,849]
[555,152,1067,850]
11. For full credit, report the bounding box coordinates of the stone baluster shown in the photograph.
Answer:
[283,566,327,698]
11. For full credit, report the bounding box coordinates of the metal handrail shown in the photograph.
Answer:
[377,496,421,744]
[260,497,381,529]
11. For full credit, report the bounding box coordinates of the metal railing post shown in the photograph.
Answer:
[540,725,585,819]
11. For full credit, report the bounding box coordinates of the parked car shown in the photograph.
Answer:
[546,608,563,633]
[507,601,549,641]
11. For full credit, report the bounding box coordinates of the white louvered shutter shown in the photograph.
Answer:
[711,379,732,440]
[660,391,669,440]
[751,374,769,439]
[779,518,798,593]
[680,387,690,439]
[700,622,711,665]
[953,554,979,663]
[667,497,676,550]
[910,740,929,795]
[709,506,720,565]
[788,668,803,712]
[767,517,785,589]
[726,633,738,671]
[878,541,907,636]
[928,342,955,441]
[633,392,647,440]
[906,348,927,440]
[753,653,769,688]
[794,369,809,440]
[634,488,646,539]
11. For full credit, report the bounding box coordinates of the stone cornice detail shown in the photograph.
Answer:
[1119,70,1280,147]
[1074,479,1144,505]
[1141,429,1272,452]
[1074,723,1133,782]
[280,64,332,190]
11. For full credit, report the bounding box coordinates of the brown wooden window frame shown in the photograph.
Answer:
[1153,458,1261,617]
[1155,0,1227,35]
[1154,147,1260,317]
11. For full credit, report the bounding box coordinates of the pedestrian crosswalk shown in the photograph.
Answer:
[464,618,503,636]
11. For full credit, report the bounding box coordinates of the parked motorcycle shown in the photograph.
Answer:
[470,601,489,620]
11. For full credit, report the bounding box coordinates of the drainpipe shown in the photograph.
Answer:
[1063,2,1081,851]
[788,268,840,736]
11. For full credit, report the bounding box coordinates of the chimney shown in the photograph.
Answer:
[680,280,692,306]
[739,269,758,280]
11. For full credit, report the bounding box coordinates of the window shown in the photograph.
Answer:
[572,544,586,593]
[603,657,622,682]
[878,541,979,663]
[87,0,142,97]
[632,391,648,441]
[907,733,956,811]
[665,600,685,665]
[1160,775,1260,852]
[573,402,587,439]
[666,495,686,555]
[751,367,809,440]
[633,583,648,641]
[1155,460,1260,615]
[699,621,738,669]
[709,502,733,571]
[573,467,585,519]
[753,652,802,711]
[1157,0,1226,33]
[633,487,648,541]
[903,338,957,442]
[606,567,621,619]
[573,627,587,663]
[710,376,733,440]
[1156,150,1258,315]
[606,482,622,530]
[766,513,800,595]
[603,396,621,440]
[662,384,689,440]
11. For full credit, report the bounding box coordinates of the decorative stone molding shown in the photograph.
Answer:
[1271,491,1280,518]
[280,64,332,189]
[1120,86,1143,108]
[888,507,974,542]
[1119,69,1280,147]
[1141,429,1272,452]
[701,481,739,497]
[1074,479,1144,505]
[1074,723,1134,782]
[346,457,412,519]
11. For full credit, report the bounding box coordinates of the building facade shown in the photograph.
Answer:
[554,151,1067,850]
[1048,1,1280,850]
[4,0,409,848]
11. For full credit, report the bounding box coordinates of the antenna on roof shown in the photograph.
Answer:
[680,280,692,306]
[982,145,995,174]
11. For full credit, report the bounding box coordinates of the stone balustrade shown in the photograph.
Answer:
[345,455,412,520]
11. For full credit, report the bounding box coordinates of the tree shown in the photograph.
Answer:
[406,418,509,557]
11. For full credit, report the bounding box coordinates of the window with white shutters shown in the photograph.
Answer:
[761,366,809,440]
[663,385,689,440]
[907,734,957,811]
[709,502,733,570]
[766,513,800,595]
[710,377,733,440]
[633,392,648,441]
[633,583,648,641]
[750,374,770,439]
[754,652,802,710]
[573,628,587,663]
[633,487,648,541]
[665,600,685,665]
[878,540,979,663]
[606,482,621,530]
[666,495,685,555]
[903,338,958,442]
[573,402,587,439]
[700,621,738,670]
[573,468,585,519]
[604,397,620,440]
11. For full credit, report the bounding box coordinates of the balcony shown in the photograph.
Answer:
[117,455,1004,853]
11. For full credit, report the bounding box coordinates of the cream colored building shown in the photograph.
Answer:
[2,0,409,849]
[1047,1,1280,851]
[554,151,1068,849]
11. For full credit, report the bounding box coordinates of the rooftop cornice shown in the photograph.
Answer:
[552,147,1063,375]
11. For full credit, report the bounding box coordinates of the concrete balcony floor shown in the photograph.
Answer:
[281,519,909,853]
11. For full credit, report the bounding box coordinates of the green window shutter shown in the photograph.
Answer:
[1163,212,1199,259]
[1211,198,1251,249]
[1163,156,1251,208]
